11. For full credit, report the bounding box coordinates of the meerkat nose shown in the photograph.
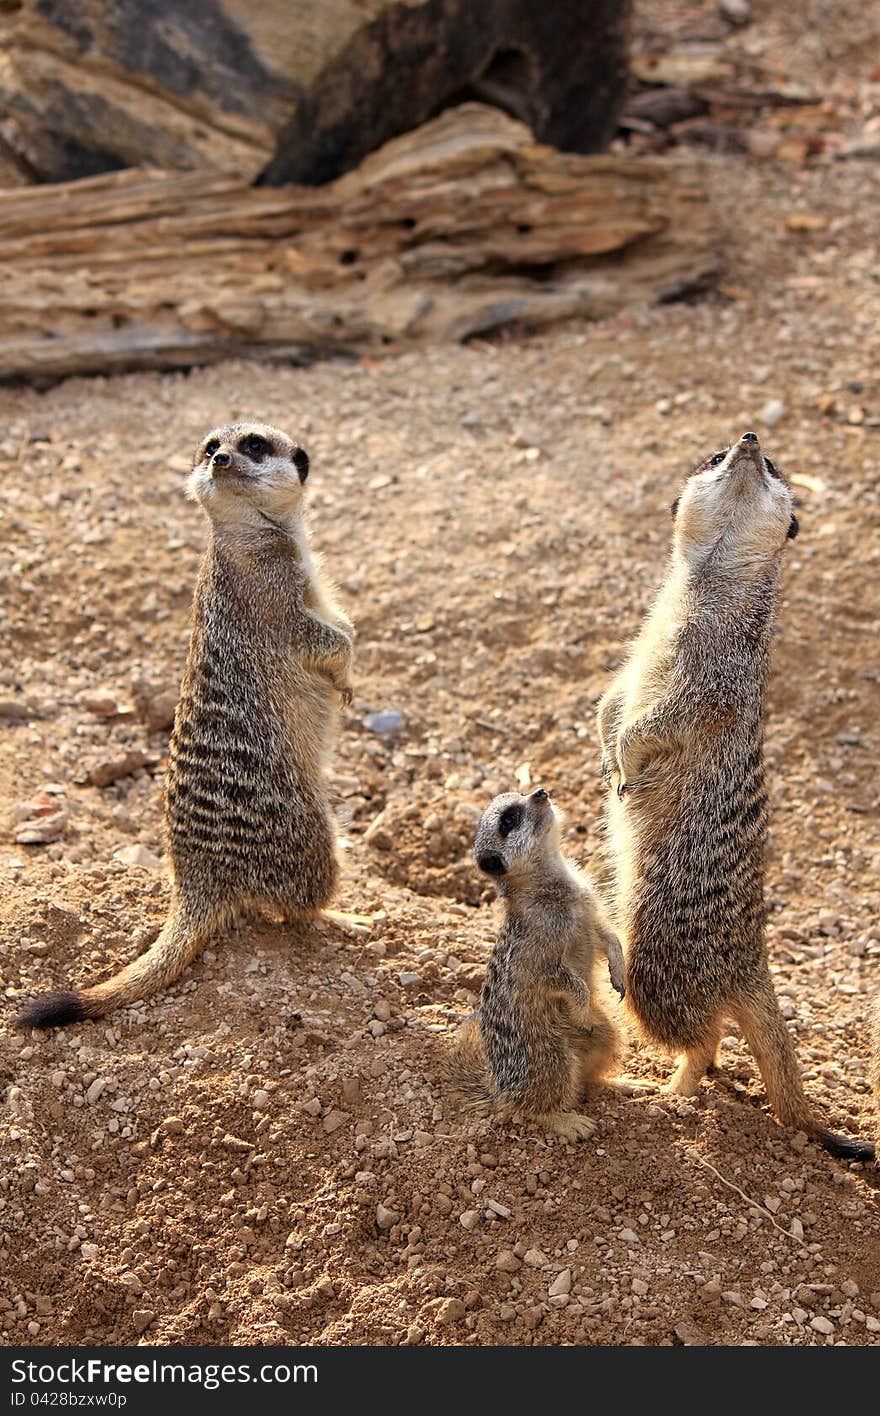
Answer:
[531,788,548,802]
[211,450,232,468]
[740,431,759,445]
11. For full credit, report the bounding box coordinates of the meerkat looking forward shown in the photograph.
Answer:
[597,430,873,1161]
[16,421,363,1028]
[449,788,626,1140]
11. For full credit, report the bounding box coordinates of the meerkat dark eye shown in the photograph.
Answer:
[292,447,310,484]
[498,805,523,837]
[204,439,220,459]
[708,450,727,467]
[239,434,272,460]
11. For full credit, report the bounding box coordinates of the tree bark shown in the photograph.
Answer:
[0,104,718,383]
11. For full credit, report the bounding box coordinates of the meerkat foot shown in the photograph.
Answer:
[320,908,373,935]
[538,1111,597,1141]
[664,1037,717,1096]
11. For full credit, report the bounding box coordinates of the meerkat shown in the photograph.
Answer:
[597,430,874,1161]
[448,788,626,1141]
[15,421,365,1028]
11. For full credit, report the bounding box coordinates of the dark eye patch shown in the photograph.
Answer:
[498,805,523,837]
[204,439,220,458]
[292,447,310,483]
[707,449,727,467]
[239,434,273,460]
[787,513,799,540]
[764,455,781,479]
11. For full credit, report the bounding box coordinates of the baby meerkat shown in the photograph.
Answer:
[598,430,873,1161]
[449,788,626,1141]
[16,421,364,1029]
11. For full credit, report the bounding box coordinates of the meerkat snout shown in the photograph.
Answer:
[476,851,507,877]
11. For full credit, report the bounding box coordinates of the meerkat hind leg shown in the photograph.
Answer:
[665,1022,723,1097]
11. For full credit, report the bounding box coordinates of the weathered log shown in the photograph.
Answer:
[0,0,631,185]
[0,104,719,382]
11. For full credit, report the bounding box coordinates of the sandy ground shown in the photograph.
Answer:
[2,1,880,1350]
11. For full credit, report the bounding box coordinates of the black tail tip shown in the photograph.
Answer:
[814,1128,876,1163]
[12,990,87,1030]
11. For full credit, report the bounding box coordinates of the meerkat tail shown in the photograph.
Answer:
[445,1017,494,1116]
[734,985,875,1162]
[13,898,218,1029]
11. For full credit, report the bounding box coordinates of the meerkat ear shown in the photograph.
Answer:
[292,447,310,483]
[787,513,799,540]
[670,497,680,519]
[476,852,507,877]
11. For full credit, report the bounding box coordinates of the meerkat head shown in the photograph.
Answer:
[670,431,799,572]
[473,789,562,888]
[187,421,311,536]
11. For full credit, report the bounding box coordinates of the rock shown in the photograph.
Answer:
[340,1077,361,1107]
[719,0,751,23]
[810,1315,834,1335]
[322,1109,349,1135]
[252,1090,270,1111]
[459,1210,480,1231]
[376,1204,399,1231]
[86,750,152,788]
[759,399,786,427]
[631,1278,649,1296]
[495,1250,521,1272]
[2,1,631,186]
[85,1078,107,1106]
[485,1199,511,1219]
[15,808,68,844]
[113,844,162,870]
[364,810,393,851]
[523,1248,549,1268]
[618,1228,640,1244]
[161,1116,185,1136]
[132,1310,155,1334]
[0,697,38,720]
[80,1242,99,1261]
[435,1297,466,1326]
[362,709,406,740]
[548,1269,572,1297]
[132,680,178,733]
[674,1320,705,1345]
[79,690,135,719]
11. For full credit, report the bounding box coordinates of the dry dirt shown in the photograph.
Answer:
[2,0,880,1350]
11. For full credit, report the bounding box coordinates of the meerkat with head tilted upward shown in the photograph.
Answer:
[598,430,873,1161]
[448,788,626,1140]
[15,421,362,1029]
